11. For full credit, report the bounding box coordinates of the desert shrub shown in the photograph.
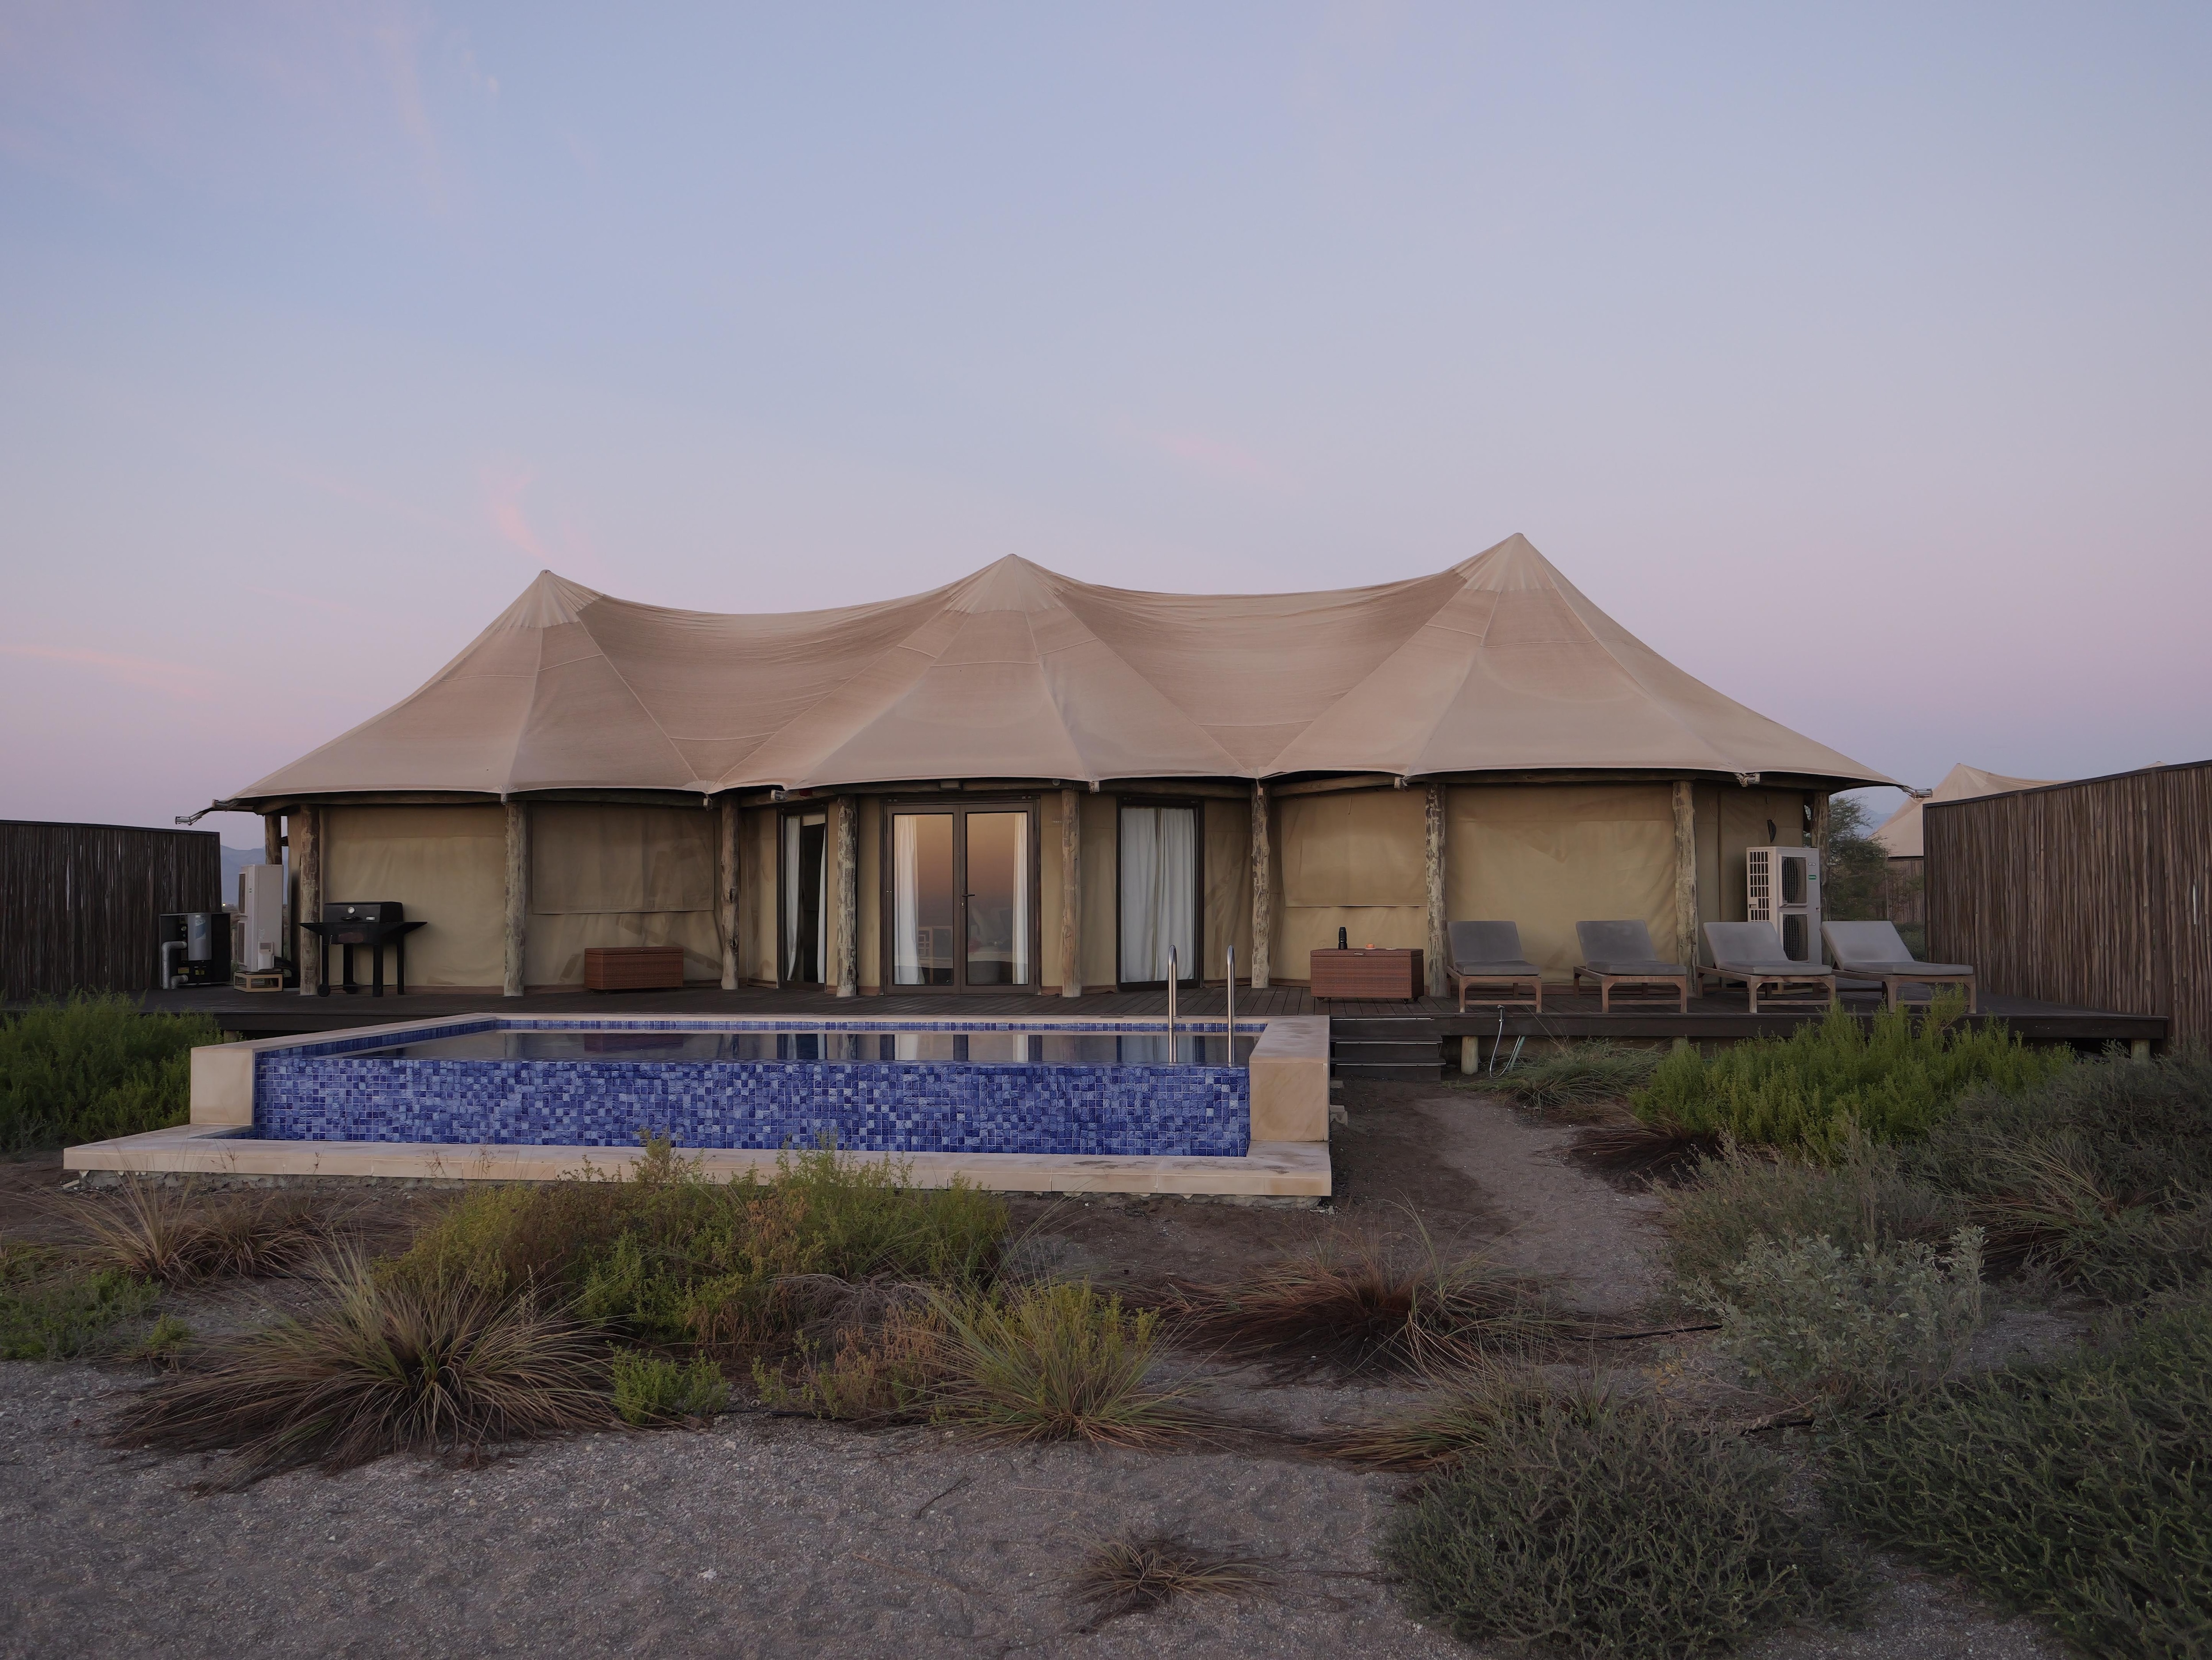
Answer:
[1688,1229,1984,1411]
[1471,1040,1662,1116]
[1167,1226,1566,1378]
[1071,1533,1274,1627]
[1826,1294,2212,1658]
[1662,1141,1959,1283]
[398,1142,1006,1348]
[127,1314,193,1364]
[1633,1001,2064,1159]
[929,1279,1204,1446]
[71,1177,334,1285]
[753,1302,946,1423]
[611,1350,729,1425]
[1914,1052,2212,1298]
[1386,1386,1863,1657]
[0,995,225,1150]
[111,1250,608,1484]
[1318,1365,1571,1470]
[0,1243,159,1360]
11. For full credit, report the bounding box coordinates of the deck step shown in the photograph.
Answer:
[1332,1062,1447,1082]
[1331,1040,1442,1064]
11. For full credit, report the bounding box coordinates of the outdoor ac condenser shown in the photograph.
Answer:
[236,863,287,973]
[1746,846,1823,965]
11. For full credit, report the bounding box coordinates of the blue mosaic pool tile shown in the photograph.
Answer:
[254,1021,1251,1158]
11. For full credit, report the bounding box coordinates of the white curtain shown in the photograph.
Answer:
[894,815,921,985]
[1120,806,1195,981]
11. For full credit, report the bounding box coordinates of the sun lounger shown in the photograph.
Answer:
[1447,920,1544,1013]
[1571,920,1691,1014]
[1822,921,1977,1012]
[1699,921,1836,1013]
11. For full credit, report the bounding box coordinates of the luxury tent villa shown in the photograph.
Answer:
[212,535,1889,1003]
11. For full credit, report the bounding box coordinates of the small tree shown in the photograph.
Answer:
[1822,794,1890,922]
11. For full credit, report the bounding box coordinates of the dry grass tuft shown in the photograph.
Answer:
[109,1249,608,1484]
[1070,1533,1275,1627]
[66,1177,338,1286]
[1167,1224,1568,1378]
[1315,1364,1569,1470]
[1568,1119,1723,1184]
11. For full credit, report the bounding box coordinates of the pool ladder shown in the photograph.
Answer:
[1164,946,1236,1064]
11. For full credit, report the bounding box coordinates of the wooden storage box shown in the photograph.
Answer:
[584,946,686,993]
[1308,947,1425,1001]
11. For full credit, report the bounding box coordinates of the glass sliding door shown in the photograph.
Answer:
[890,811,956,986]
[883,801,1038,991]
[1118,803,1198,986]
[964,812,1031,987]
[780,810,828,985]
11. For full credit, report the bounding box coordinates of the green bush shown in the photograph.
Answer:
[1826,1295,2212,1658]
[1689,1229,1984,1412]
[0,994,225,1150]
[1914,1053,2212,1299]
[0,1244,160,1360]
[1662,1142,1959,1283]
[611,1350,729,1425]
[1467,1040,1663,1116]
[398,1141,1007,1349]
[1632,1001,2065,1159]
[1385,1385,1863,1657]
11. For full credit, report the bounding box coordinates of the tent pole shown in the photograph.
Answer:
[503,801,530,998]
[294,806,320,997]
[833,796,858,998]
[718,798,741,992]
[1060,787,1082,998]
[1673,782,1700,976]
[1250,781,1271,991]
[1424,783,1447,999]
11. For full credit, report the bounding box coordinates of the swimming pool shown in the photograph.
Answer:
[252,1018,1254,1158]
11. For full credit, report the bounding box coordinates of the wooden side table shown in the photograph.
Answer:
[1308,947,1425,1001]
[584,946,687,992]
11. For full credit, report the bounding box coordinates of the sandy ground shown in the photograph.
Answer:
[0,1088,2068,1658]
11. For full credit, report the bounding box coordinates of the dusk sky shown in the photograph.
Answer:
[4,4,2207,836]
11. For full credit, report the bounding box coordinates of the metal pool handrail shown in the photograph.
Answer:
[1166,946,1177,1059]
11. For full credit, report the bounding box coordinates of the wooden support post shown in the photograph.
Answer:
[1424,783,1447,999]
[833,796,857,998]
[503,801,530,998]
[1250,781,1272,990]
[1060,786,1082,998]
[1672,781,1700,972]
[262,813,283,869]
[294,806,321,996]
[718,798,740,992]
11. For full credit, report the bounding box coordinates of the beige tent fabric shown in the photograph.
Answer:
[525,804,719,985]
[1203,796,1254,982]
[233,536,1888,803]
[1447,786,1676,980]
[322,806,504,988]
[1078,794,1120,992]
[1872,763,2059,859]
[1281,790,1426,906]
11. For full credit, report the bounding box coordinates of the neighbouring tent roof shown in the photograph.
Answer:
[1871,762,2060,859]
[233,534,1890,802]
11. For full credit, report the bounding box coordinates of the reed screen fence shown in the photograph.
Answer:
[0,820,222,1001]
[1925,760,2211,1047]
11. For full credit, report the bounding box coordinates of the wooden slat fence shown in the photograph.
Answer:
[1926,760,2211,1047]
[0,820,222,1001]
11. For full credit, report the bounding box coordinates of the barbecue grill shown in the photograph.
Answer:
[302,901,426,997]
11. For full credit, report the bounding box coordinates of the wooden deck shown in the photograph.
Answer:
[135,981,2168,1081]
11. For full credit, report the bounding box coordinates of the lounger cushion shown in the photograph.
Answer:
[1712,962,1835,978]
[1454,961,1541,978]
[1832,959,1975,978]
[1582,960,1690,978]
[1448,920,1528,965]
[1576,920,1672,965]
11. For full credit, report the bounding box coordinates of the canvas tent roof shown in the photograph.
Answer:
[1871,762,2060,859]
[231,534,1890,803]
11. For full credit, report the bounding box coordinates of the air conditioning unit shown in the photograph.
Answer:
[1746,846,1823,964]
[235,863,288,973]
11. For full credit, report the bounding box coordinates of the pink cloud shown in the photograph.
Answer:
[1,642,220,698]
[1153,429,1281,486]
[481,463,554,564]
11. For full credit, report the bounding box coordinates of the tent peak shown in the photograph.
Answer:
[492,570,603,631]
